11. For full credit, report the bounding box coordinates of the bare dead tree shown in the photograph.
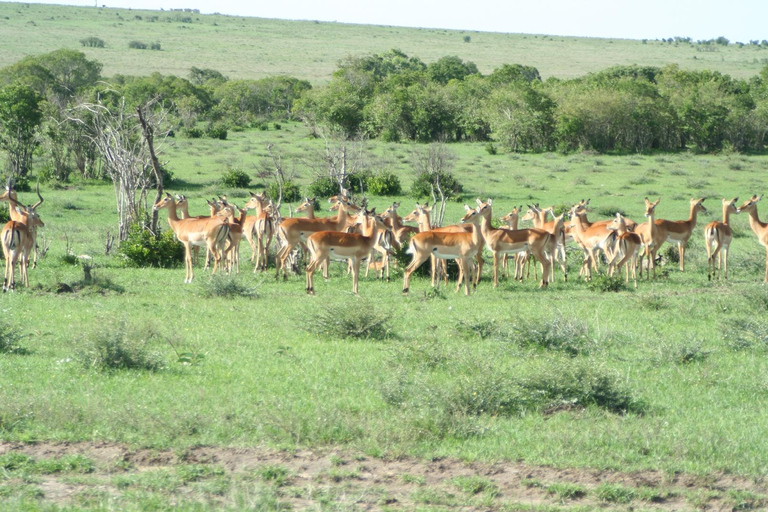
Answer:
[411,143,457,227]
[301,132,371,196]
[137,104,165,235]
[68,93,171,240]
[258,143,298,210]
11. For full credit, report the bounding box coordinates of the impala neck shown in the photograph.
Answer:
[537,209,548,227]
[689,203,701,227]
[722,204,732,225]
[480,212,495,239]
[334,203,349,230]
[470,219,483,247]
[304,204,315,219]
[746,206,767,232]
[389,210,403,231]
[509,216,519,230]
[163,199,181,226]
[418,212,431,232]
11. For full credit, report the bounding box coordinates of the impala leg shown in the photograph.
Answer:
[493,252,500,287]
[764,246,768,284]
[403,252,430,295]
[679,242,685,271]
[723,246,729,280]
[352,258,361,294]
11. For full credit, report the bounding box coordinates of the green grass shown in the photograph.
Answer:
[1,2,766,84]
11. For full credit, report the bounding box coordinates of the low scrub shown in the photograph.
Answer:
[220,167,251,188]
[75,319,166,372]
[199,275,258,299]
[119,224,184,268]
[304,300,392,340]
[0,320,26,354]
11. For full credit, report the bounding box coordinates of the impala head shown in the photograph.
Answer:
[475,198,493,218]
[691,197,707,213]
[521,204,540,222]
[243,192,266,211]
[738,194,763,213]
[404,202,430,223]
[606,212,627,232]
[153,192,176,211]
[722,197,740,214]
[460,204,482,225]
[643,197,661,218]
[296,197,315,213]
[0,179,20,206]
[500,206,522,225]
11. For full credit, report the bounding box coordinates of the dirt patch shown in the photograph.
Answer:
[1,442,766,510]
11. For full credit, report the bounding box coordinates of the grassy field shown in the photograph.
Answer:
[2,121,768,509]
[2,3,768,510]
[1,2,768,82]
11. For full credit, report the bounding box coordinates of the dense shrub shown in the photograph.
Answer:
[266,180,301,203]
[220,167,251,188]
[128,40,147,49]
[305,300,392,340]
[0,320,25,354]
[366,172,401,196]
[79,36,105,48]
[149,42,162,51]
[75,318,165,372]
[410,170,463,199]
[199,276,258,299]
[119,224,184,268]
[183,127,203,138]
[205,123,228,140]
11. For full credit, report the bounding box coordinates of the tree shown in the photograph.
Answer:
[410,143,461,227]
[427,56,479,85]
[0,84,43,179]
[485,83,556,152]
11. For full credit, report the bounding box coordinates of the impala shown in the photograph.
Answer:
[305,208,383,295]
[568,202,616,280]
[218,200,248,274]
[0,182,45,269]
[477,199,555,288]
[606,213,642,288]
[383,202,419,248]
[153,193,230,283]
[1,192,44,291]
[275,195,355,280]
[703,198,739,281]
[736,195,768,282]
[243,192,275,272]
[403,205,485,296]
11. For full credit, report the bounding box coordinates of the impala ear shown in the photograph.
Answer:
[475,198,483,205]
[464,204,471,211]
[487,198,493,205]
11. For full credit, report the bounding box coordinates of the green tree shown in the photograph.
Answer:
[0,84,43,178]
[427,55,479,85]
[486,83,556,152]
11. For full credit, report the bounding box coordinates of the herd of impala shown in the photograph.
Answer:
[2,181,768,295]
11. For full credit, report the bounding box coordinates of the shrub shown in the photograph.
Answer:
[221,167,251,188]
[508,316,593,356]
[307,176,340,199]
[587,274,626,292]
[266,180,301,203]
[199,275,258,299]
[366,172,401,196]
[128,40,147,49]
[79,36,105,48]
[75,319,166,372]
[149,42,162,51]
[484,142,497,155]
[205,123,227,140]
[119,224,184,268]
[0,320,25,354]
[410,171,463,199]
[305,300,392,340]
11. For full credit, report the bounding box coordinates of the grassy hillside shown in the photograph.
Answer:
[1,2,767,83]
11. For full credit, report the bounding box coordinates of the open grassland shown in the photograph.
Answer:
[2,122,768,509]
[1,2,768,82]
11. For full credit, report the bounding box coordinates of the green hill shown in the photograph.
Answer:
[1,2,766,83]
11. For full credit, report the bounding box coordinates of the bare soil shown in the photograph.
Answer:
[1,441,766,510]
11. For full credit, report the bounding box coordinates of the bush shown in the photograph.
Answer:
[587,274,627,292]
[508,316,594,356]
[149,42,162,51]
[199,275,258,299]
[75,318,165,372]
[220,167,251,188]
[0,320,25,354]
[305,300,392,340]
[119,224,184,268]
[79,36,105,48]
[410,171,463,199]
[205,123,227,140]
[266,181,301,203]
[366,172,402,196]
[128,40,147,49]
[306,176,340,199]
[183,127,203,139]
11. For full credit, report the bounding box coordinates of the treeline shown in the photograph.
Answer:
[1,48,768,186]
[297,49,768,154]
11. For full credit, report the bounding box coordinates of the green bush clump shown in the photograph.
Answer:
[199,276,258,299]
[220,167,251,188]
[0,320,25,354]
[128,40,147,49]
[410,171,463,199]
[205,123,228,140]
[366,172,402,196]
[266,181,301,203]
[306,176,339,199]
[587,274,627,292]
[305,300,392,340]
[75,319,166,372]
[79,36,105,48]
[119,224,184,268]
[183,127,203,138]
[149,42,162,51]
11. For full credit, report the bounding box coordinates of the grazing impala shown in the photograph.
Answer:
[305,208,383,295]
[153,193,230,283]
[736,195,768,282]
[1,190,44,291]
[0,182,45,269]
[403,205,485,296]
[704,198,739,281]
